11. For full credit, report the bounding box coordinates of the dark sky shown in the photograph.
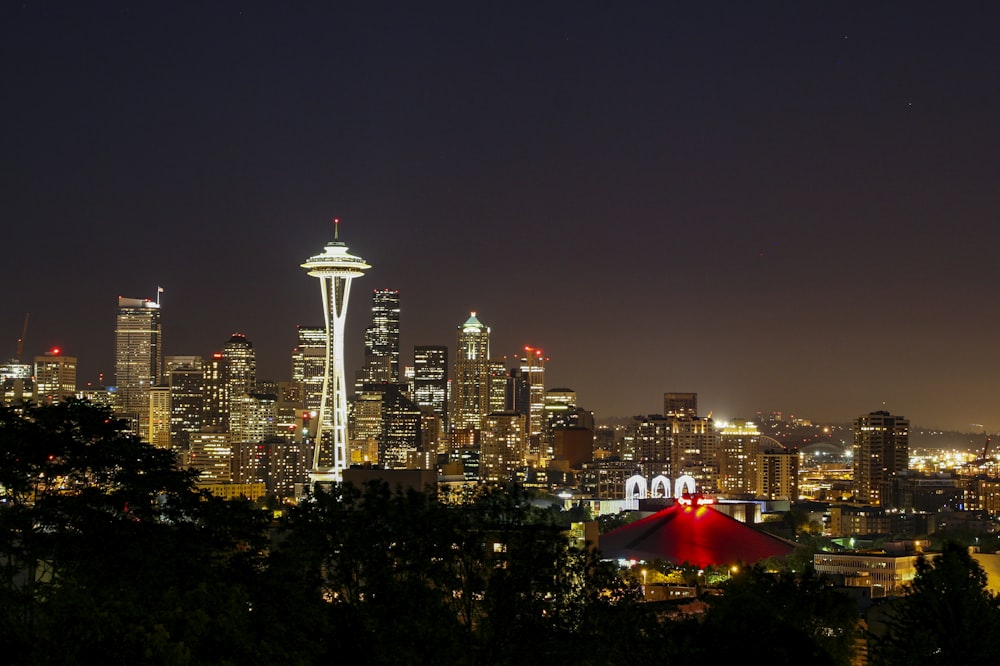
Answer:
[4,2,1000,430]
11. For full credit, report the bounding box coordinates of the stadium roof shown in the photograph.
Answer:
[598,500,797,568]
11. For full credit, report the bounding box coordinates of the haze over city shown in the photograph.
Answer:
[4,2,1000,430]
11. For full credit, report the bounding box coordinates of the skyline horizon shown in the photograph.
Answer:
[5,265,987,434]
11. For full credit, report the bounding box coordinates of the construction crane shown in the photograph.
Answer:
[16,312,29,361]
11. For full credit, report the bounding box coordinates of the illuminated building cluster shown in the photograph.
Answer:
[8,233,1000,540]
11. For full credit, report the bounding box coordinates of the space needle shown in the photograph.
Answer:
[301,219,370,485]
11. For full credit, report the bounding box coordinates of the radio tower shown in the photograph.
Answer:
[301,219,370,485]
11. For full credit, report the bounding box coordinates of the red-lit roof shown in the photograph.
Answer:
[598,502,796,568]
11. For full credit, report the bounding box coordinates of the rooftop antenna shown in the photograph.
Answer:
[334,217,340,241]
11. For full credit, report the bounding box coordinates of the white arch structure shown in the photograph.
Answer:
[673,474,696,498]
[622,474,699,509]
[625,475,647,510]
[650,475,671,498]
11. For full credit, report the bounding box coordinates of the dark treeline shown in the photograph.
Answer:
[1,401,994,665]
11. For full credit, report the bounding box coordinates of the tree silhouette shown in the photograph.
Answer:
[870,541,1000,665]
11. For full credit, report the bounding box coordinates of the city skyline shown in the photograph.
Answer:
[5,4,1000,431]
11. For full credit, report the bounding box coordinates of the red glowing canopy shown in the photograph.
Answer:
[598,503,796,569]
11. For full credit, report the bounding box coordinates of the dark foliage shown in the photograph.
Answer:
[13,401,982,665]
[870,541,1000,665]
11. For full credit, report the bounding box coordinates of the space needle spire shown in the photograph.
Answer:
[301,218,370,486]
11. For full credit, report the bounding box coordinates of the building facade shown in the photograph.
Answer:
[413,344,448,435]
[480,410,527,483]
[452,312,492,432]
[34,349,77,404]
[165,355,204,451]
[718,419,761,496]
[852,410,909,505]
[355,289,401,390]
[114,295,163,437]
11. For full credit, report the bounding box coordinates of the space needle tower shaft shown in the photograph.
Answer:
[301,219,370,485]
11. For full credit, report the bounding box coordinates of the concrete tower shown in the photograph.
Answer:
[301,221,370,484]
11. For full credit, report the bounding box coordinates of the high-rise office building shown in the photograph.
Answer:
[34,349,77,404]
[348,390,383,464]
[0,359,32,382]
[229,392,277,444]
[292,325,326,415]
[622,415,672,464]
[481,410,527,483]
[349,383,422,469]
[188,432,232,484]
[148,385,172,449]
[664,392,698,419]
[664,393,718,492]
[115,295,163,436]
[0,358,34,407]
[413,345,448,430]
[518,347,546,439]
[718,419,761,496]
[757,449,799,500]
[223,333,256,398]
[487,358,507,417]
[355,289,400,391]
[452,312,492,432]
[379,384,422,469]
[301,223,370,483]
[852,410,909,505]
[670,417,718,492]
[202,352,227,428]
[166,355,204,451]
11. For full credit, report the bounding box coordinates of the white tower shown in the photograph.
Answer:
[301,220,370,484]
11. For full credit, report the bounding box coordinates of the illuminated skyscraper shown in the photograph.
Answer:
[452,312,491,432]
[0,358,34,407]
[664,393,698,419]
[413,345,448,427]
[518,347,546,438]
[301,222,370,484]
[852,410,909,505]
[622,414,671,464]
[202,353,227,428]
[378,384,422,469]
[481,410,527,483]
[292,325,326,415]
[757,449,799,500]
[718,419,762,496]
[166,355,203,450]
[223,333,257,398]
[34,348,77,404]
[115,295,162,436]
[148,385,172,449]
[664,394,718,492]
[355,289,400,391]
[230,392,277,444]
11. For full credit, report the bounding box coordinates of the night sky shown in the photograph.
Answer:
[4,2,1000,430]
